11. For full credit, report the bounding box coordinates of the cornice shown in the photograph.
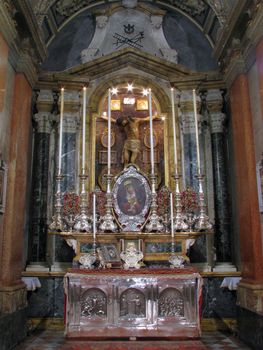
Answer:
[213,0,248,62]
[0,1,18,49]
[16,50,38,88]
[15,0,47,61]
[223,51,246,88]
[37,48,224,91]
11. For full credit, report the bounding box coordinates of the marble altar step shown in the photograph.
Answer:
[59,340,208,349]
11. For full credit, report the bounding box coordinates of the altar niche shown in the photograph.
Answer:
[94,85,165,192]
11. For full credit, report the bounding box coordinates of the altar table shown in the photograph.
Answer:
[64,268,202,339]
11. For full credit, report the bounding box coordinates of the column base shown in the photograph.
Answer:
[26,262,50,272]
[50,262,72,272]
[0,283,27,314]
[212,262,237,272]
[237,281,263,315]
[191,262,212,272]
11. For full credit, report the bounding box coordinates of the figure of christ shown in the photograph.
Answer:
[116,116,150,167]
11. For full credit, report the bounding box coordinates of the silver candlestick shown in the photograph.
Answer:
[195,173,213,231]
[172,172,189,231]
[49,174,66,232]
[99,174,117,232]
[169,239,185,268]
[145,174,164,232]
[74,172,92,232]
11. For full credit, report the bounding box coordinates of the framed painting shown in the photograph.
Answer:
[111,99,121,111]
[0,160,7,214]
[136,99,148,111]
[112,165,151,231]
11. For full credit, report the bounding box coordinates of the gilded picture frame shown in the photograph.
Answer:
[136,99,148,111]
[112,166,151,231]
[111,99,121,111]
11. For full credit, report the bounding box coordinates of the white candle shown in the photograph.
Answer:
[82,87,87,173]
[148,89,154,176]
[58,87,64,175]
[93,192,96,240]
[171,88,178,172]
[170,192,174,238]
[192,89,201,174]
[107,88,111,176]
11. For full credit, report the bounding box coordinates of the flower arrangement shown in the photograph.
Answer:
[157,186,170,216]
[63,192,80,216]
[180,187,198,213]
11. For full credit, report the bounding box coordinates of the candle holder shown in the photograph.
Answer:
[195,173,213,231]
[74,172,92,232]
[169,240,185,268]
[145,174,164,232]
[172,172,189,231]
[49,174,66,231]
[99,174,118,232]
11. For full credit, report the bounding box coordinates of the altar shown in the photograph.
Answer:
[64,267,202,339]
[49,74,213,342]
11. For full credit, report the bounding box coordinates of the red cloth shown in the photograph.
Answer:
[67,267,199,275]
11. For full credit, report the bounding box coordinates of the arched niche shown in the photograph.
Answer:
[158,287,184,317]
[87,74,181,190]
[81,288,107,318]
[120,288,146,318]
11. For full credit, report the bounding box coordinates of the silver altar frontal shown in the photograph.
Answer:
[64,268,202,339]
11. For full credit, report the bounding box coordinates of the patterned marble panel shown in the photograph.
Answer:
[27,278,55,318]
[237,306,263,350]
[0,308,27,350]
[202,278,237,318]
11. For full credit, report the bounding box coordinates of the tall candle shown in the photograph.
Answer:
[192,89,201,174]
[93,192,96,240]
[148,89,154,176]
[82,87,87,173]
[171,88,178,172]
[58,87,64,175]
[107,88,111,176]
[170,192,174,238]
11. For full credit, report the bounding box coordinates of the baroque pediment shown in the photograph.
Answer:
[38,47,223,90]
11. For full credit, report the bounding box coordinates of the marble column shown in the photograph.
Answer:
[1,73,32,309]
[180,91,202,190]
[230,74,263,282]
[207,90,232,264]
[28,90,53,264]
[180,91,207,264]
[53,90,80,267]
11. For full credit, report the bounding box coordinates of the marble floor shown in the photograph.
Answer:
[14,330,251,350]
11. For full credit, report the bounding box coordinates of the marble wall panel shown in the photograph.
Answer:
[0,308,27,350]
[237,306,263,350]
[27,277,237,321]
[202,277,237,318]
[27,278,55,318]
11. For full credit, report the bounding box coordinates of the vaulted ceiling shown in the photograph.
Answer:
[30,0,235,47]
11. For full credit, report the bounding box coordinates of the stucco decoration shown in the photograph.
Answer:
[81,9,178,64]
